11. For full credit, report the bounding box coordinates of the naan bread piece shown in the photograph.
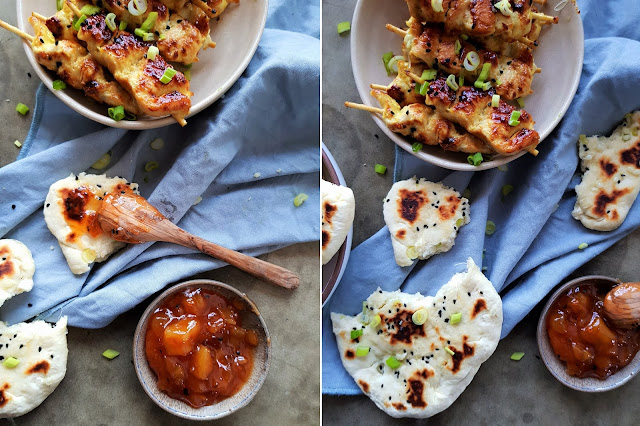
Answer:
[383,177,469,267]
[321,179,355,265]
[331,259,501,418]
[0,240,35,308]
[43,173,139,274]
[573,111,640,231]
[0,317,68,418]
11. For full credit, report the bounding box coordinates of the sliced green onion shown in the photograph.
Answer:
[495,0,513,16]
[128,0,148,16]
[102,349,120,360]
[578,243,588,250]
[431,0,444,13]
[516,98,525,108]
[386,356,402,369]
[73,14,87,31]
[485,220,496,235]
[80,4,101,15]
[159,67,177,84]
[105,13,117,31]
[184,70,191,81]
[491,94,500,107]
[382,51,394,75]
[509,110,521,126]
[477,63,491,82]
[511,352,525,361]
[370,315,381,328]
[446,74,459,91]
[144,161,159,172]
[108,105,125,121]
[52,80,67,90]
[134,28,147,38]
[119,20,128,30]
[450,312,462,324]
[142,33,154,42]
[57,0,64,11]
[293,193,308,207]
[159,33,166,40]
[81,248,97,263]
[454,39,462,55]
[495,79,502,86]
[462,188,471,199]
[502,184,514,198]
[14,140,22,148]
[147,45,159,60]
[444,347,455,356]
[374,164,387,174]
[92,152,112,170]
[467,152,483,166]
[498,165,508,172]
[3,357,19,368]
[463,51,480,72]
[474,80,491,91]
[386,55,404,75]
[461,34,468,40]
[412,309,428,325]
[150,137,164,150]
[412,142,423,153]
[337,21,351,34]
[351,329,363,339]
[16,102,29,115]
[421,69,437,81]
[183,63,193,70]
[456,218,464,227]
[406,246,419,260]
[124,111,137,121]
[356,346,370,357]
[418,81,429,96]
[140,11,158,32]
[458,73,464,87]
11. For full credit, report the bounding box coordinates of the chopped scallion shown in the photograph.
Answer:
[351,329,363,339]
[14,140,22,148]
[370,315,381,328]
[382,52,394,75]
[293,193,308,207]
[144,161,159,172]
[356,346,370,357]
[406,246,419,260]
[374,164,387,174]
[73,14,87,31]
[119,20,128,30]
[140,11,158,32]
[184,70,191,81]
[431,0,444,13]
[81,248,97,263]
[421,69,437,81]
[511,352,525,361]
[150,137,164,150]
[108,105,125,121]
[159,67,177,84]
[478,63,491,82]
[454,39,462,55]
[467,152,483,166]
[509,110,521,126]
[102,349,120,360]
[461,34,468,40]
[463,51,480,72]
[418,81,429,96]
[578,243,588,250]
[516,98,525,108]
[446,74,459,91]
[57,0,64,11]
[80,4,101,15]
[52,80,66,90]
[450,312,462,324]
[16,102,29,115]
[495,0,514,16]
[491,94,500,107]
[474,80,491,91]
[411,309,428,325]
[501,184,514,198]
[147,45,159,61]
[462,188,471,199]
[3,357,19,368]
[386,356,402,369]
[412,142,423,153]
[444,347,455,356]
[337,21,351,34]
[92,152,112,170]
[105,13,117,31]
[485,220,496,235]
[498,165,508,172]
[456,218,464,227]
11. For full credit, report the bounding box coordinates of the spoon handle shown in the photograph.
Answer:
[169,227,300,290]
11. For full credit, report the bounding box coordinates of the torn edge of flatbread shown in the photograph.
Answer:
[321,179,355,265]
[0,239,35,308]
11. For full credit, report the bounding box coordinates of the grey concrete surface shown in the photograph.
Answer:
[0,4,320,425]
[322,0,640,424]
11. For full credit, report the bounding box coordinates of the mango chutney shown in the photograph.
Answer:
[546,282,640,379]
[145,287,259,407]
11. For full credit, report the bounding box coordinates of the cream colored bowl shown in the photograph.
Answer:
[350,0,583,171]
[16,0,268,129]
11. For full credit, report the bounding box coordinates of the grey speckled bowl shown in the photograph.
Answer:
[537,275,640,392]
[133,279,271,420]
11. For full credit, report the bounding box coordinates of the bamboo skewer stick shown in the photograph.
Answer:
[344,102,384,115]
[66,0,82,17]
[32,12,48,21]
[385,23,407,37]
[533,0,547,5]
[370,83,389,91]
[531,12,558,24]
[0,18,34,43]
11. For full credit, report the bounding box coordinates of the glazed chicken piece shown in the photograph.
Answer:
[404,0,553,42]
[28,15,141,114]
[44,1,92,41]
[424,76,539,154]
[192,0,239,19]
[403,19,536,99]
[371,89,493,154]
[386,60,426,106]
[76,14,192,124]
[92,0,210,63]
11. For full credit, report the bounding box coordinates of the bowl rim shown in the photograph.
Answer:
[349,0,584,171]
[536,274,640,393]
[133,279,271,420]
[16,0,268,130]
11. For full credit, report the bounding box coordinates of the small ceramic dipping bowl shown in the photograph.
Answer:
[537,275,640,392]
[133,279,271,420]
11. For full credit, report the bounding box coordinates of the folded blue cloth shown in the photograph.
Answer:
[323,0,640,394]
[0,0,320,328]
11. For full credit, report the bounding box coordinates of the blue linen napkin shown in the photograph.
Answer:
[323,0,640,394]
[0,0,320,328]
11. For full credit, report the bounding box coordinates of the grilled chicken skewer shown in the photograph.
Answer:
[67,2,192,125]
[405,0,557,43]
[390,21,538,100]
[163,0,239,19]
[90,0,212,64]
[0,17,141,114]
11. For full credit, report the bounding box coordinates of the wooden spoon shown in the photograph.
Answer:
[96,192,300,290]
[603,282,640,329]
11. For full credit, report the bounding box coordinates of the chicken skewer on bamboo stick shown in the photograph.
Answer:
[345,93,494,154]
[0,16,141,115]
[66,2,192,125]
[161,0,239,19]
[389,21,539,100]
[404,0,557,43]
[88,0,213,64]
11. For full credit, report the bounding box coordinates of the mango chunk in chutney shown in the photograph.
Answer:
[145,287,259,407]
[546,282,640,379]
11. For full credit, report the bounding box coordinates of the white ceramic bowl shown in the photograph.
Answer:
[16,0,268,129]
[350,0,584,171]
